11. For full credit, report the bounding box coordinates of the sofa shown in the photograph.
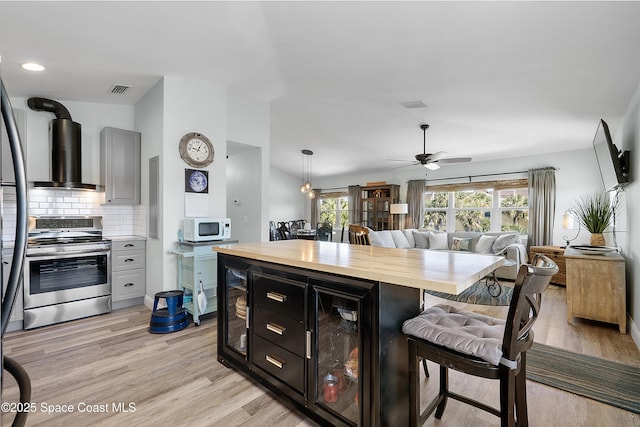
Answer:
[367,228,527,280]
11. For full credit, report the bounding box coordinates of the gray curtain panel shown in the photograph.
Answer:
[311,188,321,226]
[527,168,556,248]
[348,185,361,225]
[406,179,426,229]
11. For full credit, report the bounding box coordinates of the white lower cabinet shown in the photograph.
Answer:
[111,239,146,302]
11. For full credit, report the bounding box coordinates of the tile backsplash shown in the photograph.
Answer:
[1,188,146,242]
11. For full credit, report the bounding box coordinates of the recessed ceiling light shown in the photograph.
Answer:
[21,62,45,72]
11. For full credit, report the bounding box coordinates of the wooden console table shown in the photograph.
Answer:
[529,245,566,285]
[564,248,626,333]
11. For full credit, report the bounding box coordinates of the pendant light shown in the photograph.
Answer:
[300,149,315,199]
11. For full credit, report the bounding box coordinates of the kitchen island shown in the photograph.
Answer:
[215,240,503,427]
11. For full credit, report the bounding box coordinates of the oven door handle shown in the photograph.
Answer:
[27,250,110,260]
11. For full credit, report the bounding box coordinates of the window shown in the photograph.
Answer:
[424,180,528,234]
[499,188,529,234]
[424,191,447,231]
[455,189,493,232]
[319,195,349,228]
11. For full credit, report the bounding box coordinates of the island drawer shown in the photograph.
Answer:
[252,334,304,394]
[253,306,305,357]
[252,272,305,320]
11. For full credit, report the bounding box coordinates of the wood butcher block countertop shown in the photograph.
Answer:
[214,240,505,295]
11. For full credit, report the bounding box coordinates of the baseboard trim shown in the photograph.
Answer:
[143,294,156,310]
[112,297,145,311]
[628,313,640,351]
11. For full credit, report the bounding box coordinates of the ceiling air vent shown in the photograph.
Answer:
[400,100,428,109]
[110,84,131,95]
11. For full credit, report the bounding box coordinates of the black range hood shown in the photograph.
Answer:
[27,97,97,190]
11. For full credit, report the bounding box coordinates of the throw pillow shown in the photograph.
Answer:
[402,229,416,247]
[492,233,519,254]
[377,230,396,248]
[412,231,431,249]
[450,237,472,251]
[475,235,497,254]
[428,231,449,250]
[390,230,412,249]
[368,230,385,247]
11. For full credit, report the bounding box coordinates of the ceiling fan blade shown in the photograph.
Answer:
[389,162,420,170]
[437,157,472,164]
[426,151,448,162]
[386,158,416,163]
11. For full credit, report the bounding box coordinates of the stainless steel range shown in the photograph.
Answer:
[23,216,111,329]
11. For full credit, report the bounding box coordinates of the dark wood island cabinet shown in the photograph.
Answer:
[215,240,503,427]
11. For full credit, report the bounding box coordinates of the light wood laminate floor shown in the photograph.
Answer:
[2,284,639,427]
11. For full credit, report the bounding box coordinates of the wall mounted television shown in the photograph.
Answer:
[592,119,630,192]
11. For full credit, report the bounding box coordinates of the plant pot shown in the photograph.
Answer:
[590,233,605,246]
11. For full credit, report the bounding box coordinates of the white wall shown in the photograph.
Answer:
[315,148,602,244]
[135,77,228,298]
[616,83,639,345]
[227,97,270,242]
[269,166,305,223]
[226,145,261,243]
[134,78,164,300]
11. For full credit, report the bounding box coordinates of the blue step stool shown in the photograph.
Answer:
[148,290,190,333]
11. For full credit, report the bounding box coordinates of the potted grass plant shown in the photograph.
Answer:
[572,192,618,246]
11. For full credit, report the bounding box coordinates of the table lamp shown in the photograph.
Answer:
[562,209,580,247]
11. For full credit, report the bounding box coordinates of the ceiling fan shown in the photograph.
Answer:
[390,124,472,170]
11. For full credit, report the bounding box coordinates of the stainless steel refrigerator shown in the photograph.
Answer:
[1,66,31,426]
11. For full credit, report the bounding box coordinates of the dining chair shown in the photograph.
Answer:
[276,222,290,240]
[348,224,370,245]
[269,221,278,241]
[316,222,333,241]
[403,254,558,427]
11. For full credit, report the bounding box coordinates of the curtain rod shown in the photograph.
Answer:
[319,186,349,191]
[422,167,558,183]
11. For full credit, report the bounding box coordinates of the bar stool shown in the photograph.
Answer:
[148,290,190,333]
[402,255,557,427]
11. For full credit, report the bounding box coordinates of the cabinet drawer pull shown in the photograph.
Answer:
[124,243,135,248]
[266,323,286,336]
[266,291,287,303]
[124,258,134,262]
[306,330,312,359]
[124,283,134,287]
[265,355,284,369]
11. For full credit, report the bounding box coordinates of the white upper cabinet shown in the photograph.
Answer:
[100,126,141,204]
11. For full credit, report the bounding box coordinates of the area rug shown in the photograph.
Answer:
[526,342,640,414]
[425,281,512,306]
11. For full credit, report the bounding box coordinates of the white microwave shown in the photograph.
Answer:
[182,218,231,242]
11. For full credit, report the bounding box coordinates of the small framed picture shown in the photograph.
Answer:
[185,168,209,193]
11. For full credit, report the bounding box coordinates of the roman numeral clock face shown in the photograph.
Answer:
[179,132,214,168]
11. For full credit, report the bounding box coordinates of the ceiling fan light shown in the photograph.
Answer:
[21,62,45,72]
[425,162,440,170]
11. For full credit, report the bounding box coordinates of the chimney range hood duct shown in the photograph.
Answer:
[27,97,96,190]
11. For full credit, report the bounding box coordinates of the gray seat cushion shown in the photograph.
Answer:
[402,304,505,365]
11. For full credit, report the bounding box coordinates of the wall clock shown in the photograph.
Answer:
[179,132,214,168]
